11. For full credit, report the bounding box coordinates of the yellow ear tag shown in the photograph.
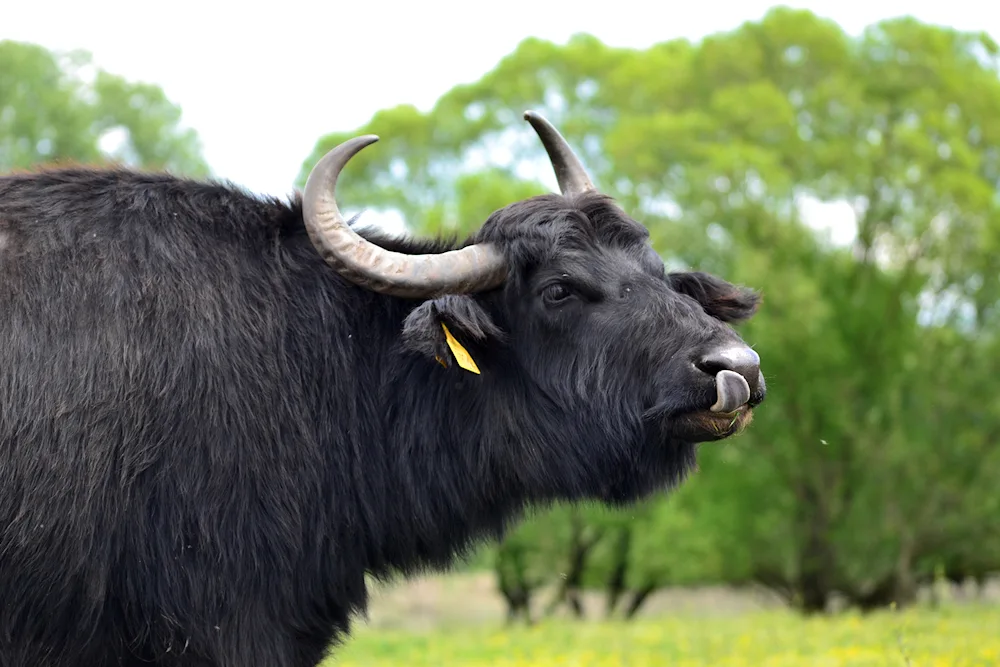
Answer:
[441,322,481,375]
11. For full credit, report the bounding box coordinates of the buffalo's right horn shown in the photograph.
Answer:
[524,110,596,195]
[302,135,508,299]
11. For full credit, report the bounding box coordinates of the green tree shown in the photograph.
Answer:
[0,40,208,176]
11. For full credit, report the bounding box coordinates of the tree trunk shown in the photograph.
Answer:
[623,584,657,619]
[495,546,534,625]
[796,485,834,614]
[544,509,601,619]
[604,527,631,618]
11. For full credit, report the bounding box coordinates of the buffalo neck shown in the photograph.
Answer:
[315,286,527,582]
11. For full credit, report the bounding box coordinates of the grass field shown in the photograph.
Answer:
[320,574,998,666]
[326,604,998,666]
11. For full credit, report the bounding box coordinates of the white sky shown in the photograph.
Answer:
[4,0,997,242]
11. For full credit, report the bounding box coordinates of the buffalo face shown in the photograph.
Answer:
[496,196,765,446]
[498,194,763,501]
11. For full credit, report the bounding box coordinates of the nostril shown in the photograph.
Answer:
[695,355,726,376]
[696,346,761,385]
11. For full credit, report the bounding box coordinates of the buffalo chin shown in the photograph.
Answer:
[671,406,754,443]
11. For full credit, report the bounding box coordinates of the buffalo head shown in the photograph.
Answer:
[301,111,765,504]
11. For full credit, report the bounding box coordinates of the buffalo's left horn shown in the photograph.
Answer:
[302,135,508,298]
[523,110,596,195]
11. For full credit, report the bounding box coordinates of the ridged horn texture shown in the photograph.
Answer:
[523,110,596,195]
[302,135,508,298]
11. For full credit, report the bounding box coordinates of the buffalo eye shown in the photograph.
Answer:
[540,282,573,307]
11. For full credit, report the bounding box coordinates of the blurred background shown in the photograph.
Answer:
[4,1,999,664]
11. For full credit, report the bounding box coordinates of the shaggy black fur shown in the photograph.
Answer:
[0,166,765,667]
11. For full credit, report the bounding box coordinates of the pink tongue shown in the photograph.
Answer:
[710,370,750,413]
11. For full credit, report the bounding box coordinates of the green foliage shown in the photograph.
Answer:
[299,9,1000,615]
[0,40,208,176]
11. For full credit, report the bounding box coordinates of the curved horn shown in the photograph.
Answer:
[302,135,508,299]
[524,110,596,195]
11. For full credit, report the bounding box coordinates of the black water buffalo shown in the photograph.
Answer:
[0,112,765,667]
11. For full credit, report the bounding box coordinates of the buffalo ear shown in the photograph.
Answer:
[667,271,761,323]
[401,295,504,370]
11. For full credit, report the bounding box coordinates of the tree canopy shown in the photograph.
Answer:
[0,40,208,176]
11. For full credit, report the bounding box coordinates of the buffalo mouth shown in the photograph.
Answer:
[673,366,761,442]
[673,405,755,442]
[646,364,764,443]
